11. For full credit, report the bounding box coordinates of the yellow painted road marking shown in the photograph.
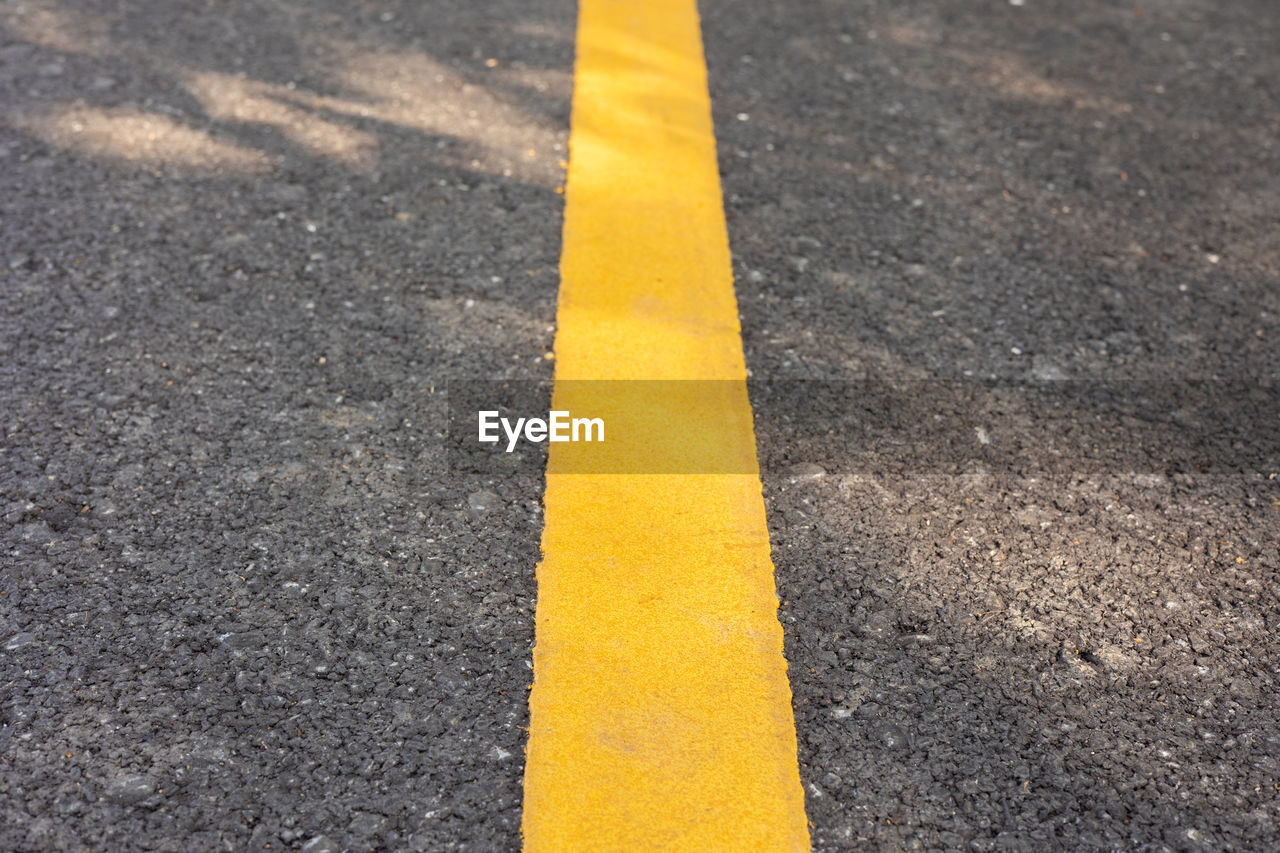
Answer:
[521,0,809,849]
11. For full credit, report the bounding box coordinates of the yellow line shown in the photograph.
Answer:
[521,0,809,849]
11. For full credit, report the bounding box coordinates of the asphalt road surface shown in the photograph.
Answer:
[2,0,1278,850]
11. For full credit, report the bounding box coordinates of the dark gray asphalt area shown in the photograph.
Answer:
[2,0,569,849]
[703,0,1280,849]
[0,0,1277,851]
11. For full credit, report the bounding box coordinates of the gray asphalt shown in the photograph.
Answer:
[2,0,1278,851]
[2,0,568,849]
[703,0,1280,849]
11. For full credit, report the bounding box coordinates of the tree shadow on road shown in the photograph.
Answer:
[700,0,1280,847]
[0,0,577,850]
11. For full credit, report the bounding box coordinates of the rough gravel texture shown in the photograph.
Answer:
[703,0,1280,849]
[1,0,571,849]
